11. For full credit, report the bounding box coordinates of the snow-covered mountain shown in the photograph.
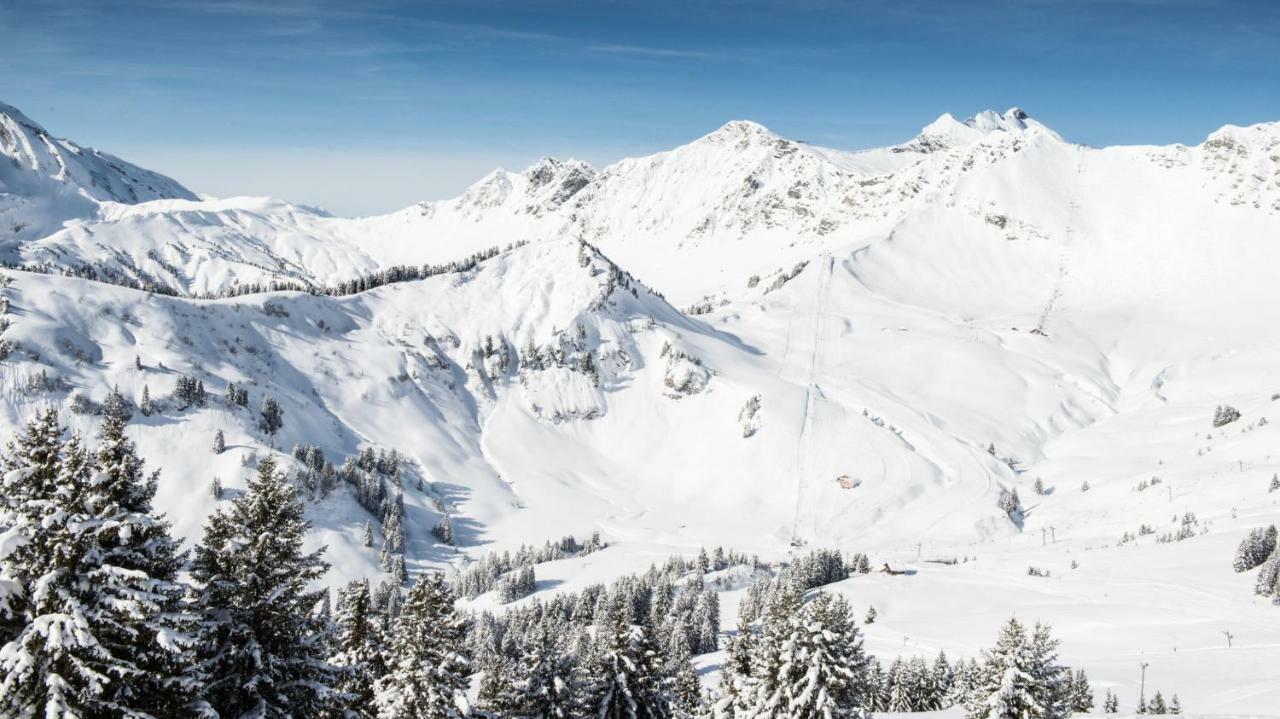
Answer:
[2,101,1279,712]
[0,101,196,244]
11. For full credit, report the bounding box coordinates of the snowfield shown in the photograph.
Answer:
[2,100,1279,715]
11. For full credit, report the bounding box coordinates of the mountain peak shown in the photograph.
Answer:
[909,107,1059,152]
[701,119,778,144]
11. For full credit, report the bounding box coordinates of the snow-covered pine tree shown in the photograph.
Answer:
[712,632,755,717]
[864,605,877,624]
[1212,404,1241,427]
[362,519,374,547]
[258,394,284,438]
[1169,694,1182,714]
[389,551,408,586]
[1149,691,1168,714]
[1255,549,1280,599]
[1233,525,1277,572]
[1068,668,1094,712]
[0,409,203,717]
[588,604,672,719]
[374,572,471,719]
[1103,688,1119,713]
[477,649,522,717]
[1034,478,1045,496]
[1028,622,1071,715]
[862,658,889,712]
[212,428,225,454]
[933,651,955,707]
[432,515,455,545]
[738,580,802,716]
[693,586,720,653]
[191,455,339,717]
[103,384,133,423]
[665,627,706,718]
[887,657,913,712]
[756,593,870,718]
[140,384,153,416]
[330,579,387,718]
[965,618,1070,719]
[1270,474,1280,493]
[946,658,981,709]
[379,503,406,572]
[512,621,582,719]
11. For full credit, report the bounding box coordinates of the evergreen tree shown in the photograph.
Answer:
[379,504,406,572]
[966,618,1069,719]
[140,385,153,416]
[739,580,802,716]
[191,455,339,717]
[1233,525,1277,572]
[103,385,134,423]
[749,593,869,718]
[713,633,755,717]
[477,650,521,717]
[227,382,249,408]
[330,579,386,718]
[933,651,955,707]
[1103,688,1119,713]
[946,658,981,710]
[862,658,889,713]
[258,395,285,438]
[373,573,471,718]
[1028,622,1071,716]
[1255,549,1280,599]
[1169,694,1182,714]
[1068,668,1094,712]
[512,621,581,719]
[362,520,374,547]
[1270,474,1280,493]
[1149,691,1167,714]
[0,410,202,717]
[887,657,913,712]
[665,629,705,718]
[692,587,720,653]
[212,429,225,454]
[588,605,672,719]
[864,605,876,624]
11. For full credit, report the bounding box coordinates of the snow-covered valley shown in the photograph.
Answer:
[2,99,1279,716]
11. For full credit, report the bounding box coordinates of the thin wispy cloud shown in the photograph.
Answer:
[588,44,727,60]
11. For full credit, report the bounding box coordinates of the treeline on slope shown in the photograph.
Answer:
[0,241,526,300]
[452,532,609,602]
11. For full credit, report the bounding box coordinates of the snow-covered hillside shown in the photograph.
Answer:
[1,100,1279,714]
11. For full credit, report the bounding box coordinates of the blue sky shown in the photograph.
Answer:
[3,0,1278,215]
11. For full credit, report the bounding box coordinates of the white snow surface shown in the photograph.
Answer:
[1,101,1279,714]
